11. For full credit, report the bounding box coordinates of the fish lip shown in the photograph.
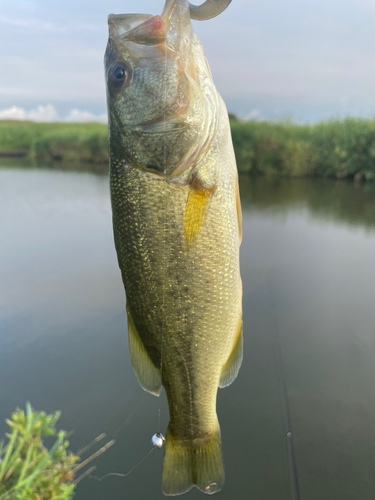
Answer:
[107,13,153,37]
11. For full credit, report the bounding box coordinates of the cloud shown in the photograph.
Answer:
[0,15,102,33]
[0,105,57,121]
[245,109,263,121]
[0,15,66,32]
[0,104,107,123]
[64,109,107,123]
[28,105,58,121]
[0,106,26,120]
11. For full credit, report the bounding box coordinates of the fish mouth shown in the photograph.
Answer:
[134,102,189,130]
[107,13,153,38]
[132,116,187,133]
[136,113,168,128]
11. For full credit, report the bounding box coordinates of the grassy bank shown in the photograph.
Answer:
[231,118,375,181]
[1,117,375,181]
[0,121,108,164]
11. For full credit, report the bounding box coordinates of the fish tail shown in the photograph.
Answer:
[161,422,224,496]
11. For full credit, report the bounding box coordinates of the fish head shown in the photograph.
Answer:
[105,0,218,181]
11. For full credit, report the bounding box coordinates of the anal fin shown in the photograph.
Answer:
[127,306,161,396]
[219,318,243,388]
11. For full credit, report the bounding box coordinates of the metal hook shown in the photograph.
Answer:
[189,0,232,21]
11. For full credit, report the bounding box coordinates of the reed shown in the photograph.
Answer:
[0,403,113,500]
[0,121,108,164]
[0,403,78,500]
[1,117,375,181]
[230,116,375,181]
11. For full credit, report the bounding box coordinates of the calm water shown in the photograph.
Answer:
[1,165,375,499]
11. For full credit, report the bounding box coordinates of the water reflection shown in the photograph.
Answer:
[240,176,375,230]
[0,157,108,175]
[0,166,375,499]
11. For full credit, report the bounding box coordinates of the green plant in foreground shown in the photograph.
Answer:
[0,403,79,500]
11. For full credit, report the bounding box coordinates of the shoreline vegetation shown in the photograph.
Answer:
[0,404,114,500]
[0,404,78,500]
[1,116,375,181]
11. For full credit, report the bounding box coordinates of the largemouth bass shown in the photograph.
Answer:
[105,0,242,495]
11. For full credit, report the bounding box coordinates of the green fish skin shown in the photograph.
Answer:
[105,0,242,495]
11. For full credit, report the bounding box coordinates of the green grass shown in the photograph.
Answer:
[230,117,375,181]
[0,403,78,500]
[0,121,108,164]
[1,117,375,181]
[0,404,115,500]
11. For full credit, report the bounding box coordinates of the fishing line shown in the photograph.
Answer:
[87,448,155,483]
[75,396,163,486]
[267,276,301,500]
[157,10,169,435]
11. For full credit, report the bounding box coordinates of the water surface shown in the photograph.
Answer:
[1,167,375,499]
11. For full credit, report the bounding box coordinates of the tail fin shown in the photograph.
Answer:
[161,424,224,496]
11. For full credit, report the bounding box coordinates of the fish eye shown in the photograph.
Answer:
[108,61,131,89]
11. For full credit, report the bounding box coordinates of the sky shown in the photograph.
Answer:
[1,0,375,123]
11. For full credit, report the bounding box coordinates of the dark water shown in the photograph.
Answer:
[1,166,375,500]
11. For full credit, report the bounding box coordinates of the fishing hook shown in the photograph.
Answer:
[189,0,232,20]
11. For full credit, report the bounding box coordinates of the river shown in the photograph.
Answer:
[1,164,375,499]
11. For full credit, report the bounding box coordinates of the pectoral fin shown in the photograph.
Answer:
[127,307,161,396]
[184,178,214,247]
[219,318,243,388]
